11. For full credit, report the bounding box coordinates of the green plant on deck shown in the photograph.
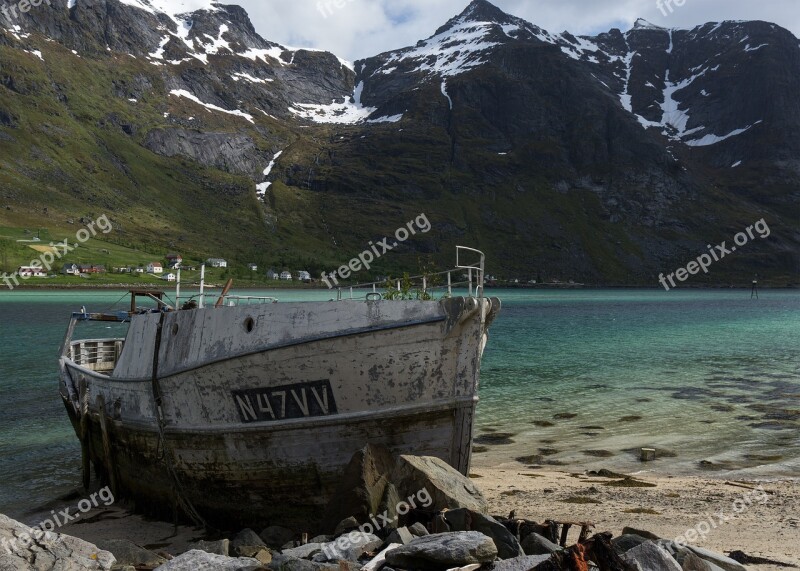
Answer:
[383,273,434,301]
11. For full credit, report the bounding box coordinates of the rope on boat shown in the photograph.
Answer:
[96,394,119,496]
[150,312,211,531]
[78,378,91,490]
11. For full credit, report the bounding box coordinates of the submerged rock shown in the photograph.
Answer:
[385,531,498,570]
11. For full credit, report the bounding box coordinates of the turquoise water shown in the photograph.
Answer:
[0,288,798,520]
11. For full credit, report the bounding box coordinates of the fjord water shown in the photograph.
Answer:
[0,289,797,520]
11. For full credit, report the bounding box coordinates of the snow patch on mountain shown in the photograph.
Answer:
[290,81,378,124]
[376,20,502,77]
[116,0,218,17]
[257,150,284,196]
[232,72,273,84]
[169,89,254,123]
[684,121,763,146]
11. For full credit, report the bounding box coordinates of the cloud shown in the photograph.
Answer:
[234,0,800,61]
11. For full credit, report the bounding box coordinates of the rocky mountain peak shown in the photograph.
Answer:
[449,0,517,26]
[632,18,666,30]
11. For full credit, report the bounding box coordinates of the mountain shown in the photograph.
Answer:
[1,0,798,284]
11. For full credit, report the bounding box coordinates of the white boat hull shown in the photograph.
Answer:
[59,296,500,529]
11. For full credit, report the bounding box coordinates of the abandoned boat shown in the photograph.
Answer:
[58,247,500,528]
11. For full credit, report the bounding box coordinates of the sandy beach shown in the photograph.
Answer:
[470,461,800,570]
[49,462,798,570]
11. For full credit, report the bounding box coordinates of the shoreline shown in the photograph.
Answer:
[2,284,799,291]
[470,465,799,570]
[20,466,796,571]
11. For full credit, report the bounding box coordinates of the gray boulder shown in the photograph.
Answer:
[623,527,661,541]
[621,541,682,571]
[686,546,748,571]
[521,532,561,556]
[443,509,524,559]
[492,554,552,571]
[392,455,489,514]
[238,545,273,565]
[316,533,383,562]
[261,526,296,548]
[154,549,262,571]
[188,539,230,556]
[232,528,267,556]
[612,534,650,555]
[325,444,396,529]
[334,517,360,536]
[378,483,401,530]
[386,527,415,545]
[408,522,429,537]
[0,514,115,570]
[270,554,341,571]
[282,543,323,559]
[95,539,166,568]
[673,549,727,571]
[385,531,498,570]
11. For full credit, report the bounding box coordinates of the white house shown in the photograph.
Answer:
[62,263,79,275]
[247,263,258,272]
[207,258,228,268]
[166,254,183,269]
[18,266,47,278]
[296,270,312,282]
[266,269,279,280]
[147,262,163,274]
[280,271,293,281]
[163,273,177,282]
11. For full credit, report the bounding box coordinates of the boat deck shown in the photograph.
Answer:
[69,339,124,374]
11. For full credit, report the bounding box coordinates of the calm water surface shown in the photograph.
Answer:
[0,288,797,519]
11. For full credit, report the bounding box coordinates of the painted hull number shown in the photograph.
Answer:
[233,380,337,423]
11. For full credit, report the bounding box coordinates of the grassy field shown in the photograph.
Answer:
[0,224,325,289]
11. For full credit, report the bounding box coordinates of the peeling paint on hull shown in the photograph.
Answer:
[59,297,500,529]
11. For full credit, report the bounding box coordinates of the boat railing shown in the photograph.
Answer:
[220,296,280,307]
[335,247,486,301]
[69,338,125,372]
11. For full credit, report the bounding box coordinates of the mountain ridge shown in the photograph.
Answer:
[0,0,797,284]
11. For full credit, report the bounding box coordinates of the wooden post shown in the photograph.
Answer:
[640,448,656,462]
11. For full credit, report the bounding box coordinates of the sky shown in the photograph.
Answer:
[222,0,800,62]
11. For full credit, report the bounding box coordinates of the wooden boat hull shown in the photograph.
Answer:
[59,296,500,529]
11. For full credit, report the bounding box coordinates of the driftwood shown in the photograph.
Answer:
[535,532,637,571]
